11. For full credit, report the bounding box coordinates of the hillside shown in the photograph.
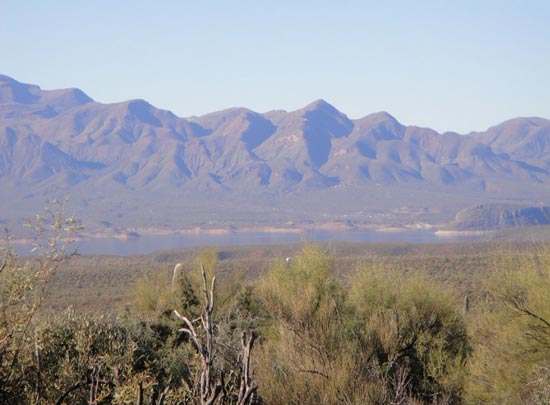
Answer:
[450,204,550,231]
[1,75,549,232]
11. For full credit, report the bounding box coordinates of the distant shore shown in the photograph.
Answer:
[435,230,488,237]
[8,221,437,245]
[82,221,438,241]
[8,222,493,247]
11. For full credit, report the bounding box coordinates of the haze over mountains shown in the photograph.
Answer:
[1,74,549,232]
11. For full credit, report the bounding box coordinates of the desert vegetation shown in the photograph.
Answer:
[2,211,550,403]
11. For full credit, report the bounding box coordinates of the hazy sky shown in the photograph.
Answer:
[2,0,549,133]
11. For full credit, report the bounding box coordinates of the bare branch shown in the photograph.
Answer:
[508,300,550,330]
[210,276,216,312]
[157,386,169,405]
[55,381,87,405]
[174,261,256,405]
[174,310,202,352]
[137,381,144,405]
[177,328,202,353]
[172,263,184,292]
[296,368,330,379]
[201,264,209,308]
[174,310,196,331]
[237,330,258,405]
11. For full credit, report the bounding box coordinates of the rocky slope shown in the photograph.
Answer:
[1,74,549,230]
[451,204,550,231]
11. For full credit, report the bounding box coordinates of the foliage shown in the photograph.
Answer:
[43,241,508,315]
[256,245,470,404]
[172,259,261,405]
[7,220,550,404]
[465,247,550,403]
[0,199,81,402]
[20,310,193,404]
[256,245,352,404]
[133,270,175,318]
[349,263,470,404]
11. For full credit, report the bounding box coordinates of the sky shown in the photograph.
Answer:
[1,0,549,133]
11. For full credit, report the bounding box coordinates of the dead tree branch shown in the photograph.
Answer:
[237,330,258,405]
[173,262,258,405]
[174,264,221,405]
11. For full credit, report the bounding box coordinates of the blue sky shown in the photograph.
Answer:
[1,0,549,133]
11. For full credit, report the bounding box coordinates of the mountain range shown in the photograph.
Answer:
[1,74,549,232]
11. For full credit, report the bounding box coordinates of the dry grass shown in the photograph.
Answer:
[42,241,541,315]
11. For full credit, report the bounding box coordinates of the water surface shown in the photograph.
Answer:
[13,229,484,256]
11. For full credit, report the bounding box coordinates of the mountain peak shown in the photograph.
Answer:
[118,99,164,126]
[490,116,549,130]
[0,75,94,110]
[125,98,153,108]
[361,111,399,123]
[299,99,351,126]
[1,74,550,232]
[302,98,335,111]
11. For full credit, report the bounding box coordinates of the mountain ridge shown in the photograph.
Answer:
[1,74,549,230]
[450,204,550,231]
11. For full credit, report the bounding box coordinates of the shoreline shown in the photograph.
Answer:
[7,223,496,247]
[435,230,488,237]
[9,222,437,245]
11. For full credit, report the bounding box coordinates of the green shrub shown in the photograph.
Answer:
[255,246,469,404]
[349,263,470,404]
[465,246,550,403]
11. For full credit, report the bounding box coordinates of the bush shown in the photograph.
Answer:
[255,246,470,404]
[0,200,80,402]
[349,263,470,404]
[465,246,550,403]
[24,311,193,404]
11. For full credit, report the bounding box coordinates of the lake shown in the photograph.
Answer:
[13,229,485,256]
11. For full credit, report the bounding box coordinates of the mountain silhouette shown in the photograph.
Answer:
[1,74,549,229]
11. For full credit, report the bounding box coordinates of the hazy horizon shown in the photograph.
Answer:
[2,1,549,133]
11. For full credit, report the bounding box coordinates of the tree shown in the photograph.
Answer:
[173,262,258,405]
[0,199,81,402]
